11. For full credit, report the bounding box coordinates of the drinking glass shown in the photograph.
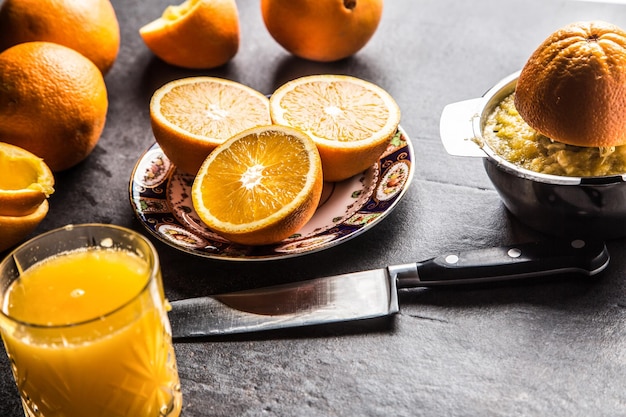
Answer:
[0,224,182,417]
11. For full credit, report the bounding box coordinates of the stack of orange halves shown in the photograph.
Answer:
[149,74,401,246]
[0,143,55,252]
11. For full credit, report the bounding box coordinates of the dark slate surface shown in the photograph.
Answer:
[1,0,626,416]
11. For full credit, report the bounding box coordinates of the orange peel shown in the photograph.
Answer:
[139,0,239,69]
[0,142,54,252]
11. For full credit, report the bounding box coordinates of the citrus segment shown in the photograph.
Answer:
[270,74,401,181]
[150,77,271,175]
[191,125,323,246]
[515,21,626,148]
[139,0,239,69]
[261,0,383,62]
[0,142,54,217]
[0,0,120,74]
[0,41,108,172]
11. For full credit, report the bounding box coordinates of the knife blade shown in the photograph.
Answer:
[168,238,609,338]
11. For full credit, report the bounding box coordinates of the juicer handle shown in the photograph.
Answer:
[439,98,487,158]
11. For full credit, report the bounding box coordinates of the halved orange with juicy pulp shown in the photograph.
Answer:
[269,74,401,182]
[191,125,323,246]
[150,76,271,175]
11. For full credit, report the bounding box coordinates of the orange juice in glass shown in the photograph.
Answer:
[0,224,182,417]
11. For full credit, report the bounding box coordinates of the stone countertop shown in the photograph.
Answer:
[1,0,626,416]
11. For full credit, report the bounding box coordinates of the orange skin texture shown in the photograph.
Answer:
[0,42,108,172]
[0,189,44,217]
[0,0,120,74]
[515,21,626,148]
[314,134,393,182]
[140,0,240,69]
[151,120,219,175]
[0,200,48,253]
[261,0,383,62]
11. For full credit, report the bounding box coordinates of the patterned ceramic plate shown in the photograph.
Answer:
[129,126,414,261]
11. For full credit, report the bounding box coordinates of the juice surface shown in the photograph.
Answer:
[4,248,149,325]
[1,248,182,417]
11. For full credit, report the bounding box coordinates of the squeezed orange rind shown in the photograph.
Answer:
[139,0,239,69]
[0,142,54,252]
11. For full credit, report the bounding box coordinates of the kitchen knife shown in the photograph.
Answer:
[169,238,609,338]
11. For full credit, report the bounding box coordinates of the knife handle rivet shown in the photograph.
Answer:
[445,254,459,264]
[508,248,522,258]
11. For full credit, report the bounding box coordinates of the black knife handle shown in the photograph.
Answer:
[395,239,609,288]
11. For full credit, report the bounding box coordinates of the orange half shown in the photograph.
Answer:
[269,74,401,182]
[191,125,323,246]
[150,76,271,175]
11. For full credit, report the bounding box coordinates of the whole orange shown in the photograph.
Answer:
[0,42,108,172]
[515,21,626,148]
[0,0,120,74]
[261,0,383,62]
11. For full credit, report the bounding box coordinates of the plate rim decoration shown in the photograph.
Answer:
[128,126,414,261]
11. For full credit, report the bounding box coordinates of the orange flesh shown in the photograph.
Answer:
[279,80,390,142]
[199,132,311,224]
[160,82,269,139]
